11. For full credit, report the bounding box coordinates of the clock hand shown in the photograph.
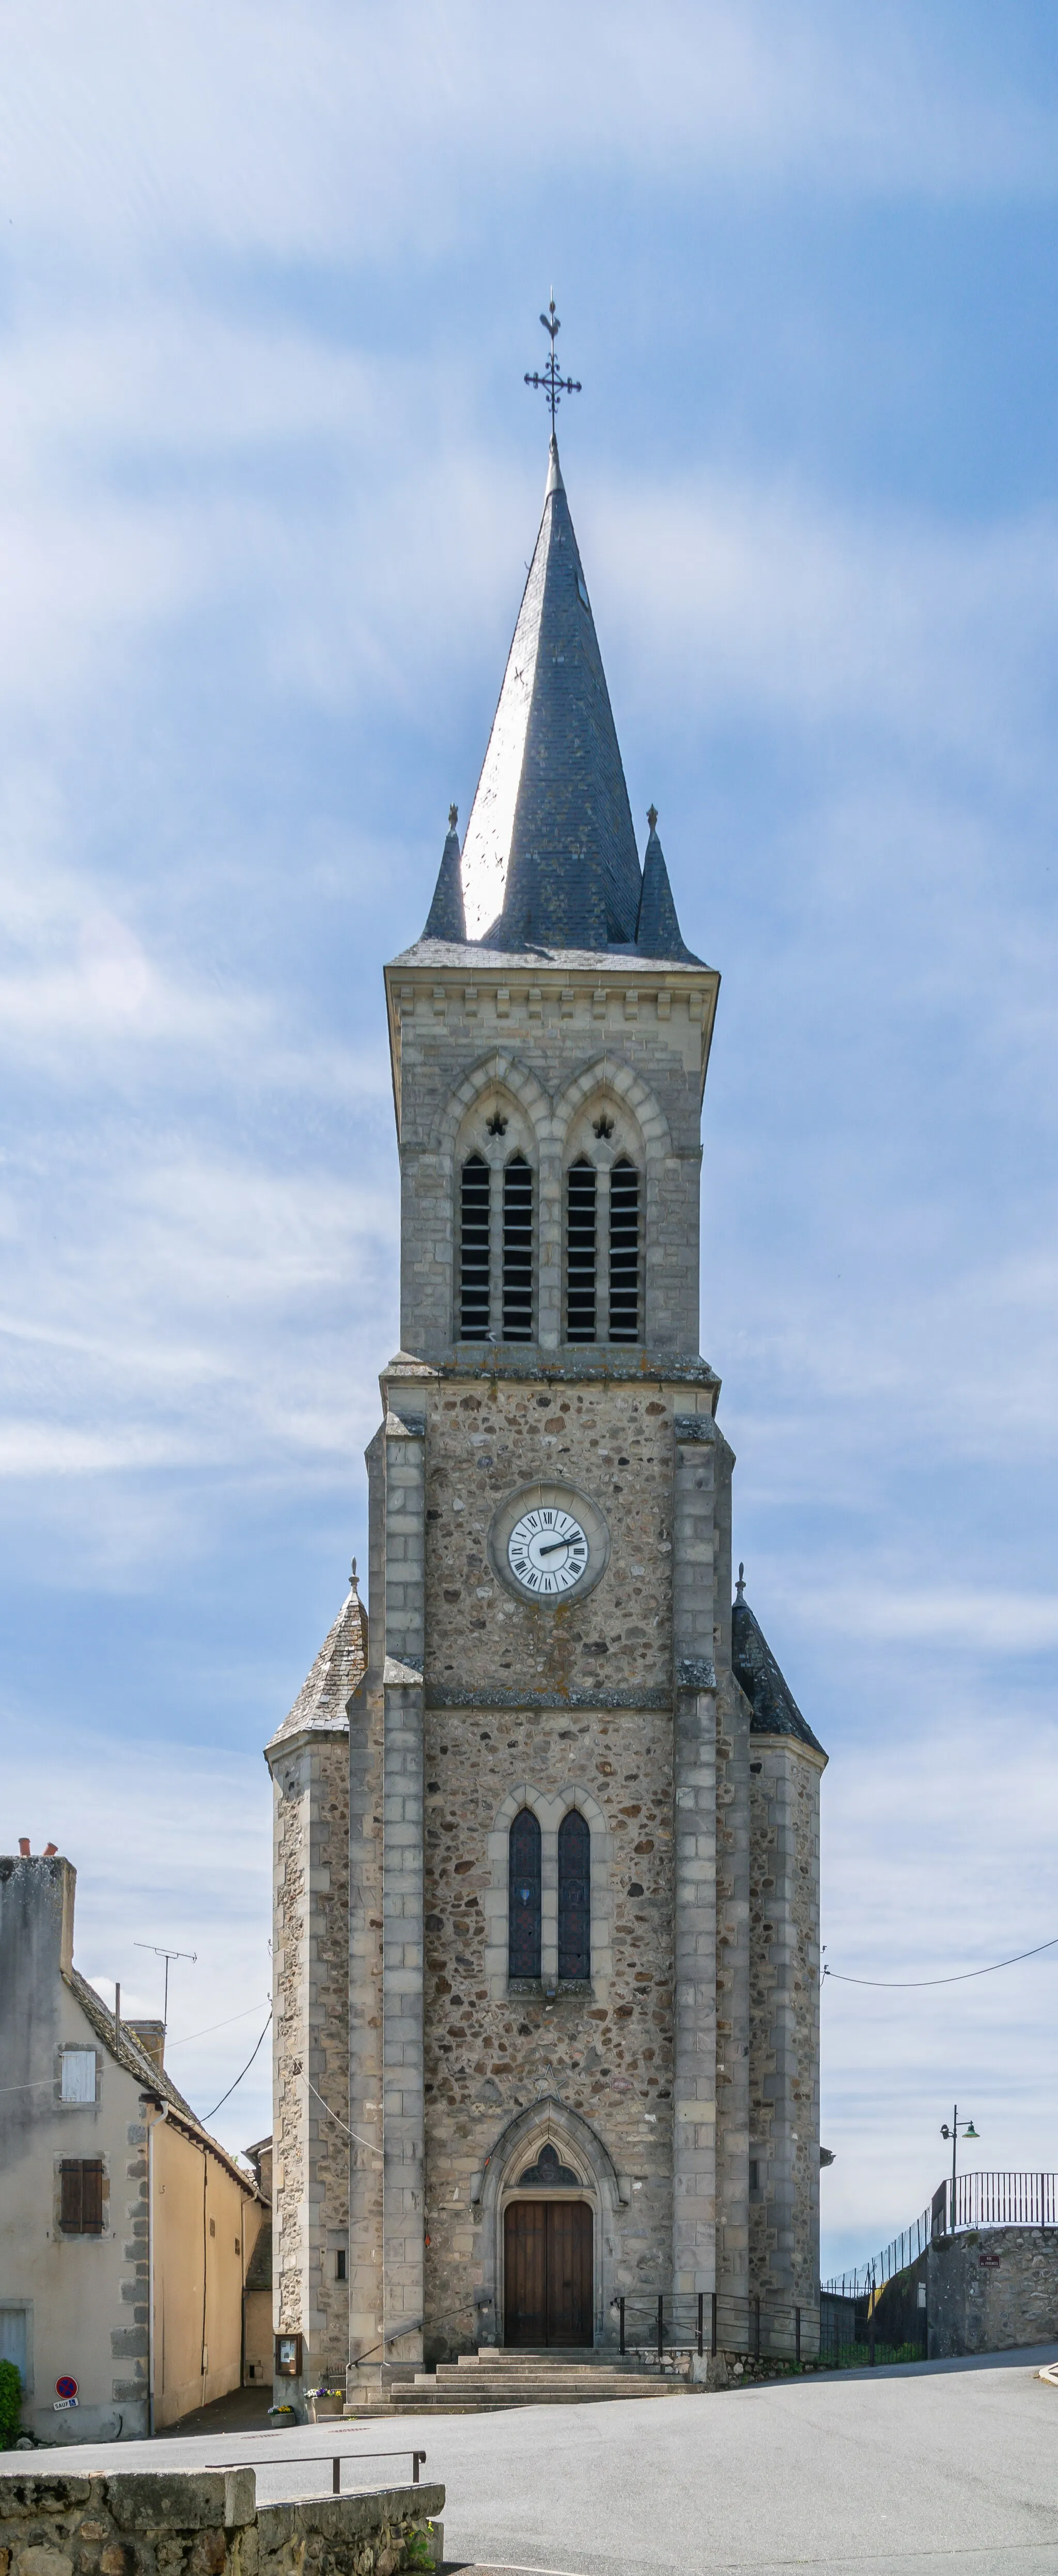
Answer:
[537,1534,582,1556]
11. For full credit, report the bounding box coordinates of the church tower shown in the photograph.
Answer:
[269,415,827,2404]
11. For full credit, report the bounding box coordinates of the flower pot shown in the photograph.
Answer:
[309,2394,345,2421]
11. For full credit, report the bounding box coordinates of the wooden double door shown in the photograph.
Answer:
[504,2200,593,2347]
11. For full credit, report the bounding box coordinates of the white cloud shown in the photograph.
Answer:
[2,0,1054,284]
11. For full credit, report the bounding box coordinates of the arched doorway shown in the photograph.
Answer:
[503,2146,594,2347]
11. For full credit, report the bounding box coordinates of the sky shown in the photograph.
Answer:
[2,1,1057,2279]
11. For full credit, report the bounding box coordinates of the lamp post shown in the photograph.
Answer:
[940,2106,979,2228]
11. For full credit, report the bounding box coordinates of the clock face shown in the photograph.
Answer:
[507,1505,589,1596]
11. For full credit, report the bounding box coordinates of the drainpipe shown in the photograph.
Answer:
[141,2095,168,2439]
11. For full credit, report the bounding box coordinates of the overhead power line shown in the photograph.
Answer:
[201,2009,272,2121]
[823,1933,1058,1991]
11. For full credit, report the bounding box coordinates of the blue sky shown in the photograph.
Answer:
[3,2,1058,2275]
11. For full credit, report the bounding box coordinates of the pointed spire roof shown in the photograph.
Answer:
[264,1564,367,1757]
[730,1580,826,1758]
[422,806,467,942]
[636,808,701,962]
[459,436,644,951]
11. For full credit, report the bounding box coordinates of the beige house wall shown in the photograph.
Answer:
[151,2119,261,2429]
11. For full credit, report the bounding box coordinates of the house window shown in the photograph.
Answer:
[502,1155,534,1340]
[608,1159,640,1341]
[557,1810,590,1981]
[59,2050,97,2104]
[508,1808,542,1980]
[0,2307,30,2393]
[59,2159,104,2234]
[459,1154,491,1339]
[566,1160,597,1340]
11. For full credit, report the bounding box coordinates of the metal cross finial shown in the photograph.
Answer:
[349,1556,359,1592]
[736,1562,746,1602]
[448,803,458,831]
[647,804,658,832]
[524,294,582,429]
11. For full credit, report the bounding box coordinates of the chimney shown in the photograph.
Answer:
[128,2020,166,2075]
[43,1843,57,1857]
[18,1839,29,1857]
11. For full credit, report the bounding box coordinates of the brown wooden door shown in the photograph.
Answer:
[504,2201,593,2347]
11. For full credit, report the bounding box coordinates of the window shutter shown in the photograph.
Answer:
[60,2160,104,2233]
[459,1155,491,1339]
[81,2160,104,2232]
[502,1156,534,1340]
[609,1159,641,1341]
[60,2161,83,2232]
[566,1160,597,1341]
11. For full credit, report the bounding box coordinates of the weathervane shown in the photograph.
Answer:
[524,294,582,429]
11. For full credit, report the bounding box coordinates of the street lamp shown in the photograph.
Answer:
[940,2106,979,2222]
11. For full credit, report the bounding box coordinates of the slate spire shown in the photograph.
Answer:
[422,804,466,942]
[636,807,699,963]
[460,436,643,951]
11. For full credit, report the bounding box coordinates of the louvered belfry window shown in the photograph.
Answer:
[59,2159,104,2234]
[557,1809,591,1981]
[609,1158,641,1341]
[459,1154,491,1340]
[508,1808,542,1981]
[566,1159,597,1341]
[502,1155,534,1340]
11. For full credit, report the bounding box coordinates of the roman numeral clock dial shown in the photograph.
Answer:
[507,1506,589,1596]
[489,1482,610,1605]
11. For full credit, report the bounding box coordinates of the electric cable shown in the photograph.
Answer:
[823,1932,1058,1991]
[201,2009,272,2120]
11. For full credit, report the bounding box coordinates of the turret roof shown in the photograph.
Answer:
[731,1590,827,1758]
[265,1572,367,1756]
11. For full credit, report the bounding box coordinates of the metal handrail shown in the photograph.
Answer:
[217,2447,427,2494]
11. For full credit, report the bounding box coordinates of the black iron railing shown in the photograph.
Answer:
[822,2171,1058,2303]
[611,2288,926,2371]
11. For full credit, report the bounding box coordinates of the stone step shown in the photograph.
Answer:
[347,2370,690,2411]
[347,2371,688,2416]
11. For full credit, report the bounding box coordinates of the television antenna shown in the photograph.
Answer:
[134,1942,197,2032]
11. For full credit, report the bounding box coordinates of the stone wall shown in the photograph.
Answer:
[927,2227,1058,2357]
[0,2471,443,2576]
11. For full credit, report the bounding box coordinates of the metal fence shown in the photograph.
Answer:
[823,2172,1058,2302]
[614,2290,819,2364]
[612,2288,924,2370]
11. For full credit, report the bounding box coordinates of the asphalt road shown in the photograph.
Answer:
[8,2345,1058,2576]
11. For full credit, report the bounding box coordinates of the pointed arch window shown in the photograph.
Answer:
[609,1159,640,1341]
[502,1155,534,1340]
[459,1154,491,1340]
[557,1809,590,1982]
[566,1160,597,1341]
[509,1808,542,1981]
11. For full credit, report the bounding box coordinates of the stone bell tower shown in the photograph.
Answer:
[268,419,827,2404]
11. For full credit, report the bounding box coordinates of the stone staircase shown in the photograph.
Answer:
[346,2346,692,2416]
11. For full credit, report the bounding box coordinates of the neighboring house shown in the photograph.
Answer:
[0,1848,268,2441]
